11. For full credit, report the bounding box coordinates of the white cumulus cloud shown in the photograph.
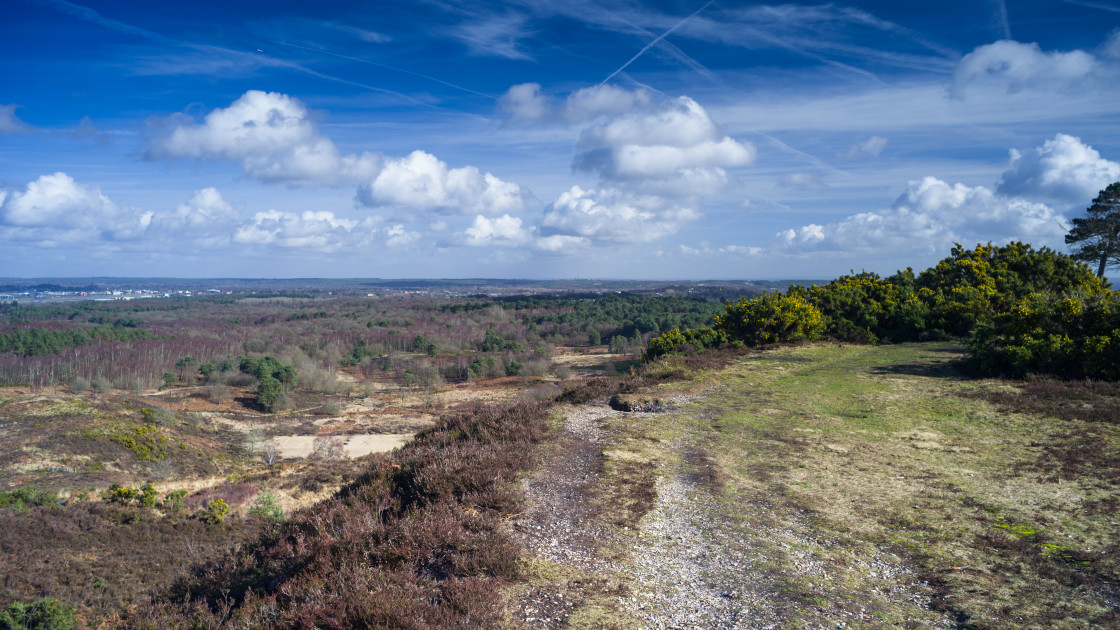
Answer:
[997,133,1120,205]
[464,213,533,247]
[498,82,550,123]
[541,186,701,244]
[572,96,754,193]
[358,150,525,215]
[385,224,421,248]
[773,176,1068,255]
[0,173,150,244]
[148,188,238,232]
[147,90,381,186]
[1,172,117,228]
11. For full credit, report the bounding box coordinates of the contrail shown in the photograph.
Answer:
[1061,0,1120,12]
[273,41,496,100]
[600,0,714,85]
[760,134,848,178]
[993,0,1012,39]
[23,0,171,42]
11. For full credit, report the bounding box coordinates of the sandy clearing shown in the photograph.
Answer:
[270,433,412,459]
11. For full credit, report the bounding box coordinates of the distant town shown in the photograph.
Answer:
[0,278,802,305]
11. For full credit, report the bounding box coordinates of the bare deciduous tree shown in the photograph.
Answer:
[262,439,280,466]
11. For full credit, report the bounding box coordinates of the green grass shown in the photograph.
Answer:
[578,342,1119,628]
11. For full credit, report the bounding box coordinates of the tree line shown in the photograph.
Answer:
[646,241,1118,380]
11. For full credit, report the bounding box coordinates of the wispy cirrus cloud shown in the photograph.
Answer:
[450,12,535,60]
[22,0,170,42]
[0,104,33,134]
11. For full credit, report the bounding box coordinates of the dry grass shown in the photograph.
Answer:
[547,343,1118,628]
[682,343,1118,628]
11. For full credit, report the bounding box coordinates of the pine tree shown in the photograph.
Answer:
[1066,182,1120,278]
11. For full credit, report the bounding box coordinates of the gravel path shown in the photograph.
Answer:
[510,400,766,629]
[509,400,944,629]
[621,473,758,629]
[512,405,619,573]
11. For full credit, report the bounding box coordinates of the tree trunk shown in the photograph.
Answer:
[1098,254,1108,278]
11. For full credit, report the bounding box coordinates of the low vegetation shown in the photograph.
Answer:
[550,343,1119,628]
[0,249,1116,627]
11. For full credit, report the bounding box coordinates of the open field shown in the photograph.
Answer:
[509,343,1120,628]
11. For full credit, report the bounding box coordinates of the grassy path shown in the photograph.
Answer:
[514,343,1119,628]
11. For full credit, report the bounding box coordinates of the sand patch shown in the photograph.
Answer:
[270,433,412,459]
[551,346,632,369]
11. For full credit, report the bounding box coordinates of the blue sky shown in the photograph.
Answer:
[2,0,1120,279]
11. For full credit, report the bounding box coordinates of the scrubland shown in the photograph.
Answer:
[1,278,1117,628]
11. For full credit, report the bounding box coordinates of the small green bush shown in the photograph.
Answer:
[0,488,59,512]
[161,489,189,514]
[248,492,284,521]
[256,376,283,413]
[643,326,727,361]
[201,498,230,525]
[103,484,139,505]
[0,597,75,630]
[138,483,159,508]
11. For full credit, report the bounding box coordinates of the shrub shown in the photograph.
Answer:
[140,406,175,425]
[247,492,284,521]
[643,326,727,361]
[917,242,1107,337]
[228,371,257,388]
[0,597,75,630]
[110,425,170,461]
[206,384,229,405]
[104,484,139,505]
[713,292,825,347]
[69,377,88,394]
[0,488,59,512]
[200,499,229,525]
[161,489,188,514]
[803,270,928,343]
[968,291,1120,380]
[238,356,297,388]
[138,483,159,508]
[90,376,112,394]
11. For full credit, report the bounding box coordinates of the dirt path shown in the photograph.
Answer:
[509,401,766,628]
[509,391,945,628]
